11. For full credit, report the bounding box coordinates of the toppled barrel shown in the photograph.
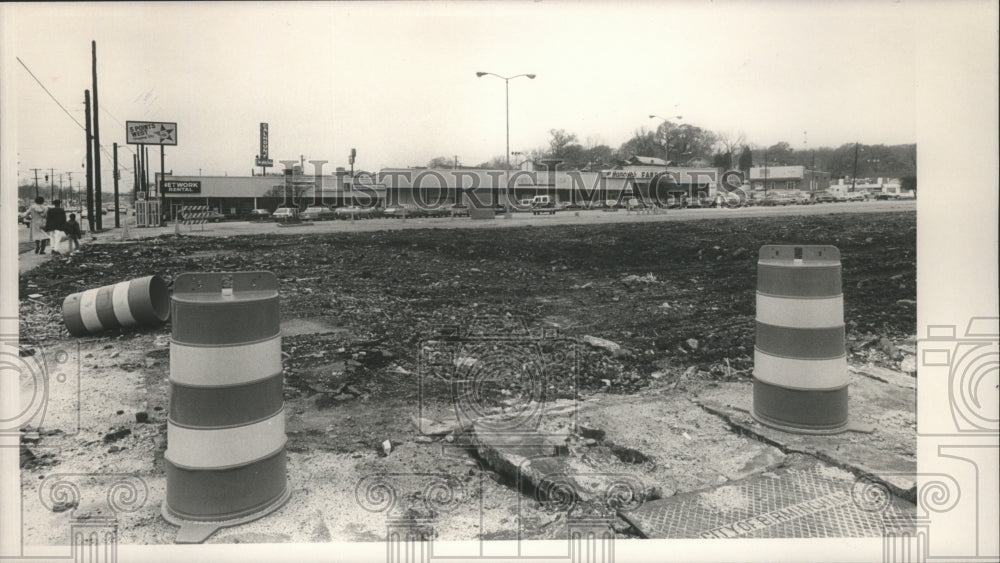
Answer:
[62,275,170,336]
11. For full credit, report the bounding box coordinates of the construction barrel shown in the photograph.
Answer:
[162,271,290,543]
[752,245,849,434]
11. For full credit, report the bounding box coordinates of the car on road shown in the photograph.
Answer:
[531,195,556,215]
[246,208,272,221]
[758,194,793,207]
[178,209,225,222]
[334,205,380,219]
[300,205,336,221]
[272,207,300,222]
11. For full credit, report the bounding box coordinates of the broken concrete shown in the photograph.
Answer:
[469,387,789,518]
[692,370,916,500]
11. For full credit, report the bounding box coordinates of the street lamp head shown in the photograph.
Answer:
[649,115,657,119]
[526,74,536,79]
[476,72,487,77]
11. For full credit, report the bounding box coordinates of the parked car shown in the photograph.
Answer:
[272,207,300,222]
[178,209,224,222]
[300,205,336,221]
[844,192,868,202]
[531,195,556,215]
[382,206,406,218]
[246,208,272,221]
[759,194,793,207]
[813,192,836,203]
[334,205,379,219]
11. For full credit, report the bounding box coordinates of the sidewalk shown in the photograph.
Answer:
[18,226,128,275]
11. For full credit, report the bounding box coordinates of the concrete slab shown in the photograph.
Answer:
[692,370,916,500]
[621,454,916,539]
[469,389,788,516]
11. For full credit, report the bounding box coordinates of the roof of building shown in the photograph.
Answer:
[627,155,667,166]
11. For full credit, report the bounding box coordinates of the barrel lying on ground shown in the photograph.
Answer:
[61,275,170,336]
[753,245,849,434]
[162,271,289,544]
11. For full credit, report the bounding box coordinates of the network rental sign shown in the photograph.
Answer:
[162,180,201,194]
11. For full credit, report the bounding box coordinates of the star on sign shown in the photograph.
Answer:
[157,125,175,142]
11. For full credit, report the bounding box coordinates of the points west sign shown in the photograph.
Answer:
[126,121,178,145]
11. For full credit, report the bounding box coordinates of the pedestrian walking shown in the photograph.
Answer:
[65,213,82,253]
[44,199,68,255]
[23,196,48,254]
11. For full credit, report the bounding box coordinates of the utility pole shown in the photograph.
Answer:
[113,142,120,228]
[454,155,459,170]
[66,172,73,210]
[763,147,769,199]
[58,173,63,201]
[84,90,95,232]
[48,168,55,199]
[851,142,859,193]
[92,41,103,230]
[160,146,166,225]
[30,168,41,199]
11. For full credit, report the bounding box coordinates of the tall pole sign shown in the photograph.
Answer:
[127,120,177,225]
[256,123,273,176]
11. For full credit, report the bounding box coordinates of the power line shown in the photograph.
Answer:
[16,57,86,131]
[18,56,134,174]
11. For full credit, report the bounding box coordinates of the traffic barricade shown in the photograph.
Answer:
[752,245,849,434]
[161,271,289,543]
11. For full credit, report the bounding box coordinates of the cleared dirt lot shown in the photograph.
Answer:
[16,205,916,545]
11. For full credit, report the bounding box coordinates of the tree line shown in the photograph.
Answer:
[428,120,916,180]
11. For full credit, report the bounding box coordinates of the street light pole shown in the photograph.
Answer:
[476,71,535,218]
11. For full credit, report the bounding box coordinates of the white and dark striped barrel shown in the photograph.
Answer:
[62,275,170,336]
[161,271,290,543]
[752,245,849,434]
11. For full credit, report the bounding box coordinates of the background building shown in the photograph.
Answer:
[748,165,831,193]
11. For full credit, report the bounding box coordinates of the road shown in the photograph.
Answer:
[114,199,917,240]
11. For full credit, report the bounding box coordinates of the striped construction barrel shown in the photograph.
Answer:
[752,245,849,434]
[162,271,290,544]
[61,275,170,336]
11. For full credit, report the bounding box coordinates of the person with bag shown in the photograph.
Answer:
[44,199,68,255]
[23,196,48,254]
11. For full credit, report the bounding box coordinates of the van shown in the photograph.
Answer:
[531,195,556,215]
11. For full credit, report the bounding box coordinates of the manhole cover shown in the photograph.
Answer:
[621,456,915,539]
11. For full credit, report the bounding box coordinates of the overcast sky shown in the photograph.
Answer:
[0,1,978,189]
